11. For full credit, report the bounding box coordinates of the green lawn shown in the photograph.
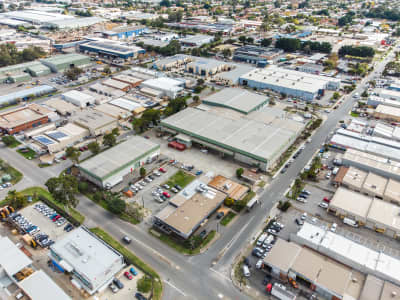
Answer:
[164,170,195,188]
[17,148,36,160]
[7,140,21,148]
[0,160,23,184]
[150,229,216,255]
[220,211,237,226]
[90,228,163,300]
[350,112,360,117]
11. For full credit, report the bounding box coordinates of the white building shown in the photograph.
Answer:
[140,77,184,99]
[62,90,96,108]
[49,227,125,295]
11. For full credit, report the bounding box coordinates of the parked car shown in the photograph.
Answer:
[135,292,147,300]
[318,202,329,209]
[113,278,124,289]
[295,218,304,225]
[330,223,337,232]
[162,192,170,198]
[122,236,131,244]
[175,184,182,191]
[159,167,167,173]
[216,211,225,219]
[256,259,263,269]
[199,230,207,239]
[109,283,118,293]
[130,267,138,276]
[124,271,133,280]
[301,212,307,220]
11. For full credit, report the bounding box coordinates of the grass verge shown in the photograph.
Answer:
[150,229,216,255]
[0,160,23,184]
[164,170,195,188]
[90,227,162,300]
[220,211,236,226]
[17,148,36,159]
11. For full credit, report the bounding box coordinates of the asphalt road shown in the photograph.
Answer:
[0,48,394,300]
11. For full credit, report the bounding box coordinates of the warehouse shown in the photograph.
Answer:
[207,175,248,201]
[44,98,79,116]
[71,109,117,136]
[214,63,254,86]
[367,95,400,109]
[342,148,400,181]
[41,54,91,73]
[0,61,51,83]
[233,46,282,67]
[0,103,55,134]
[292,222,400,289]
[79,41,145,60]
[376,89,400,101]
[186,58,230,77]
[45,17,104,30]
[263,238,365,300]
[154,180,225,239]
[89,82,125,98]
[179,34,214,47]
[50,227,125,295]
[94,103,130,120]
[102,78,131,92]
[153,54,193,71]
[61,90,96,108]
[0,236,70,300]
[239,66,340,101]
[102,25,146,40]
[78,136,160,188]
[140,77,184,99]
[202,88,268,114]
[374,104,400,122]
[108,97,143,112]
[160,107,303,171]
[112,74,142,88]
[2,10,73,25]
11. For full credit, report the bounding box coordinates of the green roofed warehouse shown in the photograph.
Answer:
[41,53,91,73]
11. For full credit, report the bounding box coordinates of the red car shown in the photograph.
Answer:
[163,191,170,198]
[52,215,61,221]
[124,271,133,280]
[159,167,166,173]
[323,197,331,203]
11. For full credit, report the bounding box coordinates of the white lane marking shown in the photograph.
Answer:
[209,267,231,281]
[164,279,186,296]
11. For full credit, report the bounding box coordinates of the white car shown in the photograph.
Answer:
[296,197,307,203]
[256,259,263,269]
[319,202,329,209]
[301,212,307,220]
[330,223,337,232]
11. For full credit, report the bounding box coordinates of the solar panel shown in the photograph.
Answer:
[34,136,55,145]
[47,131,68,140]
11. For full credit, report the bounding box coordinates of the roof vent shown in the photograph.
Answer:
[352,277,358,283]
[391,291,397,297]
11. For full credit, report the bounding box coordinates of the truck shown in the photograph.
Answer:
[256,233,268,246]
[343,217,358,227]
[168,141,186,151]
[270,283,296,300]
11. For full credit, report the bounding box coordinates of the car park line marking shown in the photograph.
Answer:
[163,279,186,296]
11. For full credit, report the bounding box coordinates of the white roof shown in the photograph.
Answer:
[141,77,183,92]
[62,90,94,102]
[109,97,142,111]
[329,187,372,220]
[19,270,71,300]
[0,236,32,276]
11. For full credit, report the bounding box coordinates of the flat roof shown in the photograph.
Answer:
[329,187,373,220]
[82,42,142,55]
[44,98,78,115]
[112,74,142,85]
[0,236,32,276]
[19,270,71,300]
[359,275,384,300]
[342,166,367,190]
[41,53,89,65]
[94,103,130,119]
[263,239,301,273]
[156,180,225,237]
[50,227,123,288]
[0,103,51,129]
[62,90,94,102]
[207,175,248,200]
[362,172,388,197]
[381,281,400,300]
[376,104,400,117]
[79,136,159,180]
[367,199,400,232]
[102,78,131,90]
[202,88,268,114]
[109,97,142,111]
[72,109,116,131]
[384,179,400,204]
[161,107,301,164]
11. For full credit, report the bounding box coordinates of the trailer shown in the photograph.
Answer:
[270,283,296,300]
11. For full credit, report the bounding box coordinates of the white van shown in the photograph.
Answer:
[242,265,250,277]
[343,217,358,227]
[332,167,339,175]
[256,233,268,246]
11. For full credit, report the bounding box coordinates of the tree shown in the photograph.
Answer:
[45,175,79,208]
[238,35,247,44]
[193,95,200,103]
[222,48,231,58]
[64,66,83,81]
[236,168,244,178]
[160,0,171,7]
[111,127,120,137]
[103,133,117,148]
[126,203,144,221]
[140,167,146,178]
[93,191,103,203]
[105,194,126,215]
[338,45,375,58]
[137,276,152,293]
[333,92,340,100]
[6,190,26,209]
[103,65,111,75]
[65,147,81,164]
[78,181,89,193]
[246,37,254,44]
[260,38,272,47]
[275,38,301,52]
[2,135,17,147]
[88,141,100,155]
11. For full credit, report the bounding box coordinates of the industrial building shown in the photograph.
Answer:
[44,98,79,116]
[153,54,193,71]
[0,236,70,300]
[61,90,96,108]
[185,58,231,77]
[233,46,282,67]
[94,103,130,120]
[367,95,400,108]
[1,10,73,25]
[102,25,146,40]
[102,78,131,92]
[112,74,143,88]
[330,128,400,162]
[291,222,400,288]
[140,77,184,98]
[160,107,304,171]
[154,180,225,239]
[179,34,214,47]
[207,175,248,201]
[41,54,91,73]
[375,89,400,101]
[49,227,125,295]
[79,41,145,60]
[71,109,117,137]
[0,61,51,83]
[263,238,365,300]
[342,148,400,181]
[45,17,104,30]
[328,187,400,238]
[78,136,160,188]
[89,82,125,98]
[0,85,56,108]
[239,65,340,101]
[202,88,268,114]
[374,104,400,122]
[0,103,56,134]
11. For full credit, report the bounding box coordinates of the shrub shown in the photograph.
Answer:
[137,276,152,293]
[78,182,89,193]
[236,168,244,178]
[224,197,234,206]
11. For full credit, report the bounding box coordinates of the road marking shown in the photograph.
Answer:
[218,293,224,298]
[209,267,231,281]
[164,279,186,296]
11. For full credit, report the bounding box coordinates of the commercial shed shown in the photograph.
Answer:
[102,25,146,40]
[62,90,96,108]
[44,98,78,116]
[0,85,56,108]
[41,54,91,72]
[160,107,302,171]
[374,104,400,122]
[79,41,144,60]
[341,166,367,191]
[71,109,117,136]
[140,77,184,99]
[78,136,160,188]
[202,88,268,114]
[102,78,131,92]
